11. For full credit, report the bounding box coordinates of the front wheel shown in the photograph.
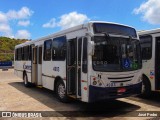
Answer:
[56,80,69,103]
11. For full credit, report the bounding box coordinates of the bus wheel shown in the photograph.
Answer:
[141,77,151,98]
[56,80,69,103]
[23,74,31,87]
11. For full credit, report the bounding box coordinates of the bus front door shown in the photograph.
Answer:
[155,37,160,90]
[67,38,82,98]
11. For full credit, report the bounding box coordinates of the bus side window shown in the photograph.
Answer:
[29,45,32,60]
[52,36,66,61]
[140,35,152,60]
[17,48,19,61]
[23,46,29,60]
[17,48,22,61]
[44,39,52,61]
[82,38,88,73]
[15,49,17,61]
[39,47,42,64]
[22,47,24,61]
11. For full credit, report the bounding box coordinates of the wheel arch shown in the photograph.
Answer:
[142,74,151,90]
[54,76,64,92]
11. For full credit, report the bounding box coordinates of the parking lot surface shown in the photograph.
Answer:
[0,69,160,120]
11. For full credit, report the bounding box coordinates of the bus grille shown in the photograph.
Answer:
[108,76,134,82]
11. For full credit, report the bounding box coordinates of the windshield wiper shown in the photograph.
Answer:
[101,32,110,41]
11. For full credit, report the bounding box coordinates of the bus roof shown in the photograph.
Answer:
[138,28,160,36]
[89,21,135,29]
[15,21,136,48]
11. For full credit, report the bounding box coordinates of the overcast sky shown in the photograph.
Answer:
[0,0,160,39]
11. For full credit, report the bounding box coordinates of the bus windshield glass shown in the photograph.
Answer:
[92,36,142,72]
[93,23,137,38]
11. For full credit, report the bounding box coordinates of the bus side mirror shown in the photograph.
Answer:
[88,41,95,56]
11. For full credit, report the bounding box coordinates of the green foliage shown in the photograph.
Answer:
[0,37,29,61]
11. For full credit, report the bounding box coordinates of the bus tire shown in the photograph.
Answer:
[23,73,31,87]
[56,80,69,103]
[141,76,151,98]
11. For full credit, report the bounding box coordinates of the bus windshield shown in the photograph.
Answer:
[92,36,142,72]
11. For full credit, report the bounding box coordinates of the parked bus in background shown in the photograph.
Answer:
[14,21,142,103]
[139,29,160,97]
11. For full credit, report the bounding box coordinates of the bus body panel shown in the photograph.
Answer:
[42,61,66,90]
[14,61,31,81]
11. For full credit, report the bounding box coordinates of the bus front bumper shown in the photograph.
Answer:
[89,82,142,102]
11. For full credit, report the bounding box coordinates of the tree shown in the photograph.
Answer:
[0,37,29,61]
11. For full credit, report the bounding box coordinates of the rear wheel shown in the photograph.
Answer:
[23,73,31,87]
[56,80,69,103]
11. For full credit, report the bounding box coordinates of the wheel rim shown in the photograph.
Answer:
[58,84,65,98]
[24,76,27,85]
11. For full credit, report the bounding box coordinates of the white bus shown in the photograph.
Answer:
[139,29,160,96]
[14,21,142,103]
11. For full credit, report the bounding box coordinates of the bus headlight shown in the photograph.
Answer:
[93,81,97,85]
[91,76,97,86]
